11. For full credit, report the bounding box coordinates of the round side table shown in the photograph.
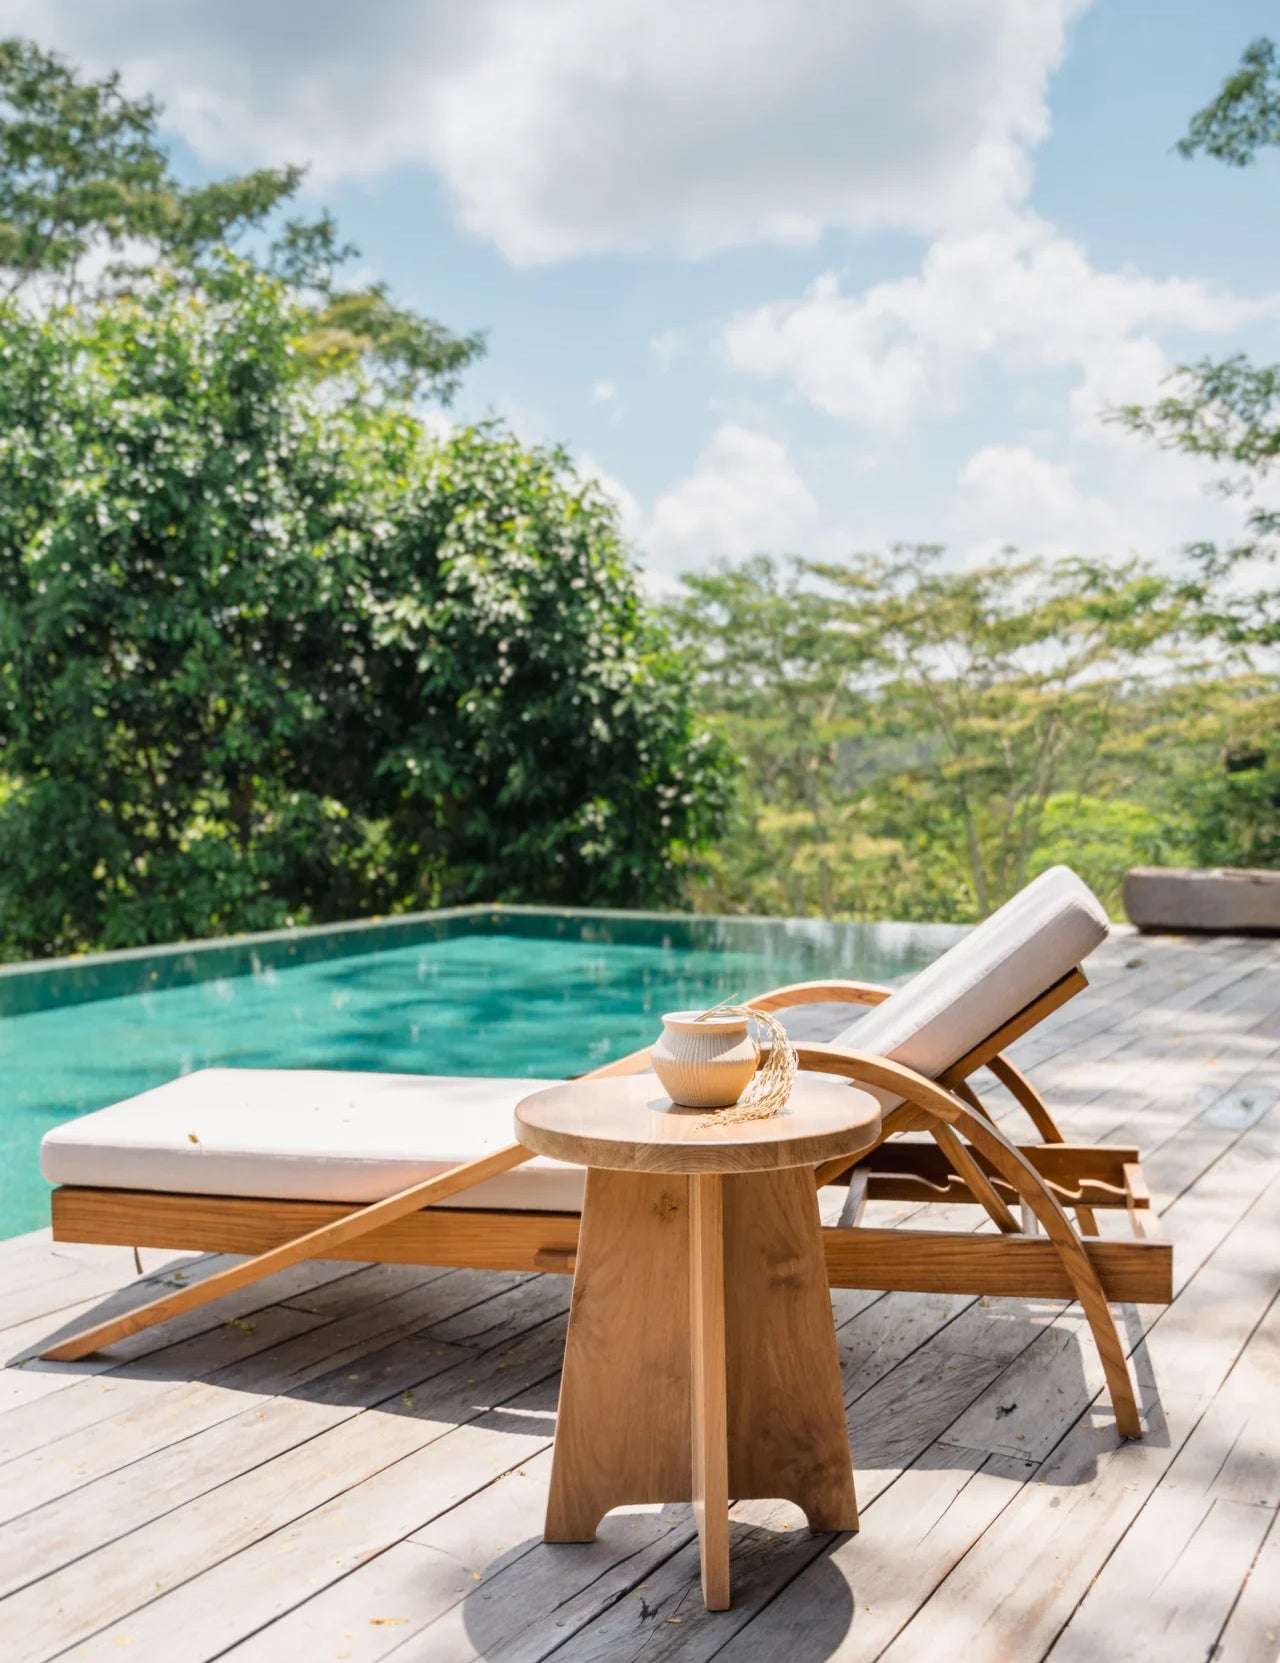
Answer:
[515,1070,881,1611]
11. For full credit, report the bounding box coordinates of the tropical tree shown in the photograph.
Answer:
[0,261,732,958]
[0,36,483,401]
[1116,35,1280,863]
[668,557,871,914]
[673,549,1217,921]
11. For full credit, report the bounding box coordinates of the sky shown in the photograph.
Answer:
[5,0,1280,586]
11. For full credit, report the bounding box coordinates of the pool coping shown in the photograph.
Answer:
[0,902,969,983]
[0,903,970,1021]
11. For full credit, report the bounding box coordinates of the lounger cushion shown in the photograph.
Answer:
[40,866,1108,1210]
[40,1069,583,1212]
[832,865,1108,1096]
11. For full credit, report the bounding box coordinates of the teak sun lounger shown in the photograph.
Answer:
[38,867,1171,1438]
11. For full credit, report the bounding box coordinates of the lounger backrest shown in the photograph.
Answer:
[832,865,1109,1091]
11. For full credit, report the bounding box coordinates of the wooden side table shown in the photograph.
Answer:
[515,1071,882,1610]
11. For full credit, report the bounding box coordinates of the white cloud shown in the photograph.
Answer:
[953,439,1246,566]
[723,217,1277,431]
[649,330,689,370]
[580,429,821,572]
[646,425,818,568]
[575,452,645,548]
[587,380,624,425]
[12,0,1088,264]
[956,443,1132,558]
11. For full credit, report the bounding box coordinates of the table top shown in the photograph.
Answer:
[514,1070,881,1175]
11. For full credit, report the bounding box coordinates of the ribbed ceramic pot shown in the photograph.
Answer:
[650,1011,758,1109]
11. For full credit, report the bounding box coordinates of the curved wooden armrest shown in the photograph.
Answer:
[748,979,892,1012]
[971,1052,1065,1144]
[793,1042,961,1122]
[797,1042,1045,1221]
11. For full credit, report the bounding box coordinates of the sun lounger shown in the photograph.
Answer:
[39,866,1170,1436]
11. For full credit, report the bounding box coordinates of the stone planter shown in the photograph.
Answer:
[1123,866,1280,935]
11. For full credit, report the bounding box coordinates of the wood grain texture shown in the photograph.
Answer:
[930,1121,1021,1233]
[689,1173,729,1609]
[823,1225,1171,1301]
[841,1138,1144,1204]
[543,1168,692,1541]
[748,979,892,1011]
[543,1161,858,1599]
[515,1071,881,1174]
[51,1185,582,1271]
[795,1040,1146,1437]
[39,1142,536,1361]
[49,1185,1173,1300]
[723,1167,859,1532]
[4,931,1277,1663]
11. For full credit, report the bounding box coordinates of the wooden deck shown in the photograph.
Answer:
[1,928,1277,1662]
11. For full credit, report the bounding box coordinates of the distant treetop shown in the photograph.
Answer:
[0,35,483,403]
[1177,36,1280,167]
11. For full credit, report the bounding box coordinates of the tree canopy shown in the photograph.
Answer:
[1177,36,1280,166]
[1117,34,1280,652]
[670,547,1274,923]
[0,261,731,957]
[0,36,484,402]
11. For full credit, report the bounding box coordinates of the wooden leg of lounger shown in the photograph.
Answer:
[933,1106,1142,1440]
[983,1054,1066,1143]
[931,1122,1020,1234]
[957,1066,1099,1235]
[39,1142,535,1362]
[795,1046,1144,1441]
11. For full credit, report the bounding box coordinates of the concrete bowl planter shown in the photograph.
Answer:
[1123,866,1280,935]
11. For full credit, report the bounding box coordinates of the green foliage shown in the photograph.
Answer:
[1118,355,1280,650]
[672,548,1270,924]
[1177,36,1280,165]
[294,282,485,404]
[1118,36,1280,649]
[0,35,483,402]
[1187,749,1280,868]
[0,262,731,958]
[0,36,301,297]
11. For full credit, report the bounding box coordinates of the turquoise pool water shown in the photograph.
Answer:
[0,907,962,1238]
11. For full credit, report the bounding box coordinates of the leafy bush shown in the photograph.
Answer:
[1187,749,1280,868]
[0,261,732,958]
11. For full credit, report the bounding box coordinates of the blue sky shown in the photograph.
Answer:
[8,0,1280,584]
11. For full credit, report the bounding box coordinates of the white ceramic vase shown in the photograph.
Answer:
[650,1011,758,1109]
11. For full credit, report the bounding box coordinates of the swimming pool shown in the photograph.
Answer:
[0,905,963,1238]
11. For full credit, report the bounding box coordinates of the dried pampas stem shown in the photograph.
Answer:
[690,1001,798,1128]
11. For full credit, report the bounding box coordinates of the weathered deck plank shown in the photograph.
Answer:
[0,930,1275,1662]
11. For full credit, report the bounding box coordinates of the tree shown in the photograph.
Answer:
[817,549,1197,915]
[1176,36,1280,166]
[673,548,1207,922]
[1116,36,1280,868]
[1117,36,1280,649]
[668,557,869,915]
[0,261,732,958]
[0,36,483,402]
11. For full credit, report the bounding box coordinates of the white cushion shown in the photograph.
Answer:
[832,866,1108,1097]
[40,1068,583,1212]
[40,867,1107,1208]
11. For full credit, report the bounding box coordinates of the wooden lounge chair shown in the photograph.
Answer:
[39,867,1170,1437]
